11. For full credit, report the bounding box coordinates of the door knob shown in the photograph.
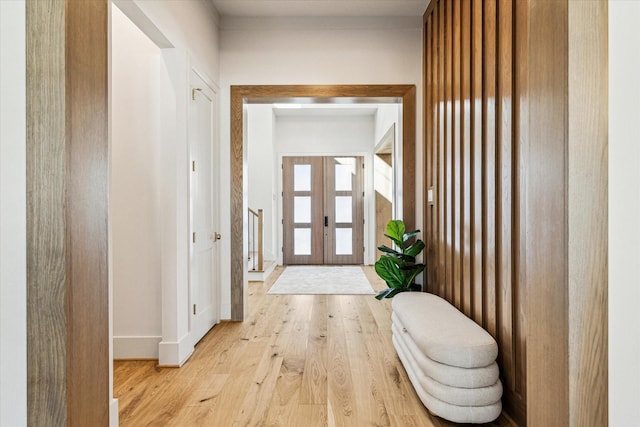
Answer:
[213,232,222,241]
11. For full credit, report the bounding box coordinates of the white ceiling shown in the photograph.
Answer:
[211,0,429,17]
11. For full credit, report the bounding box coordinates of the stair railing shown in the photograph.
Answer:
[247,208,264,271]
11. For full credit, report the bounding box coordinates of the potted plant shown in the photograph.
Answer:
[374,219,426,300]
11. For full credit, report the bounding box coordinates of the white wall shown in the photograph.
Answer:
[130,0,221,338]
[247,105,277,261]
[111,4,163,358]
[131,0,220,84]
[275,114,375,154]
[374,104,401,146]
[0,1,26,425]
[609,1,640,424]
[110,0,220,362]
[219,18,423,318]
[374,104,402,219]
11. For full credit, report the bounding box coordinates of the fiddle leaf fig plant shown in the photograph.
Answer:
[374,219,425,300]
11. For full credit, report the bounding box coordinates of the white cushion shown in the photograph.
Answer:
[392,317,499,388]
[394,332,502,424]
[392,292,498,368]
[393,333,503,406]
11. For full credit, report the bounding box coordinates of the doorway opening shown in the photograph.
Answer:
[110,2,220,367]
[230,85,417,320]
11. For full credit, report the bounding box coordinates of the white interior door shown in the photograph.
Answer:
[189,70,219,346]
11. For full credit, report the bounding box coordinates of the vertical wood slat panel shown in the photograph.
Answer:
[514,0,528,401]
[423,1,526,424]
[438,1,446,298]
[452,0,461,308]
[482,0,497,337]
[430,13,439,293]
[461,0,472,317]
[471,0,484,325]
[497,0,516,402]
[526,0,570,424]
[444,0,453,302]
[422,15,436,292]
[402,86,417,234]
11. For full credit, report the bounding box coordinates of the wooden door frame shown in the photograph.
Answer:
[26,0,110,424]
[525,1,608,425]
[230,85,416,320]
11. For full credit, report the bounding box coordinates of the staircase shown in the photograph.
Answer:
[248,207,276,281]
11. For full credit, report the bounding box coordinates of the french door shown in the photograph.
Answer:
[283,156,364,265]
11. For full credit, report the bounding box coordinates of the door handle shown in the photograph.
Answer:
[213,232,222,241]
[324,216,328,227]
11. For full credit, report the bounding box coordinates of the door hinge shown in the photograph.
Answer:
[192,87,202,100]
[193,304,197,315]
[281,219,283,224]
[363,191,365,197]
[192,160,196,172]
[192,232,196,243]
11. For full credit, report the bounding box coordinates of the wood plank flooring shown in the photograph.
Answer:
[114,266,516,426]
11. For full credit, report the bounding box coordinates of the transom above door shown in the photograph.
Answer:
[283,156,364,265]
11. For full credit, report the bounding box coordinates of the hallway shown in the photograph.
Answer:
[114,267,514,426]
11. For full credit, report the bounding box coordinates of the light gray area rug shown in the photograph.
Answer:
[267,266,375,295]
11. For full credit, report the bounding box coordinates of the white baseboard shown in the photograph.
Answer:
[113,336,161,359]
[247,260,277,282]
[221,302,231,320]
[109,398,119,427]
[158,333,193,367]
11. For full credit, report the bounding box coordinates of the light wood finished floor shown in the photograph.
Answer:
[114,266,516,427]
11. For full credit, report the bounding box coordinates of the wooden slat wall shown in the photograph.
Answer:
[423,0,526,423]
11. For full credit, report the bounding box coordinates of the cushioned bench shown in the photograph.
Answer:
[391,292,503,424]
